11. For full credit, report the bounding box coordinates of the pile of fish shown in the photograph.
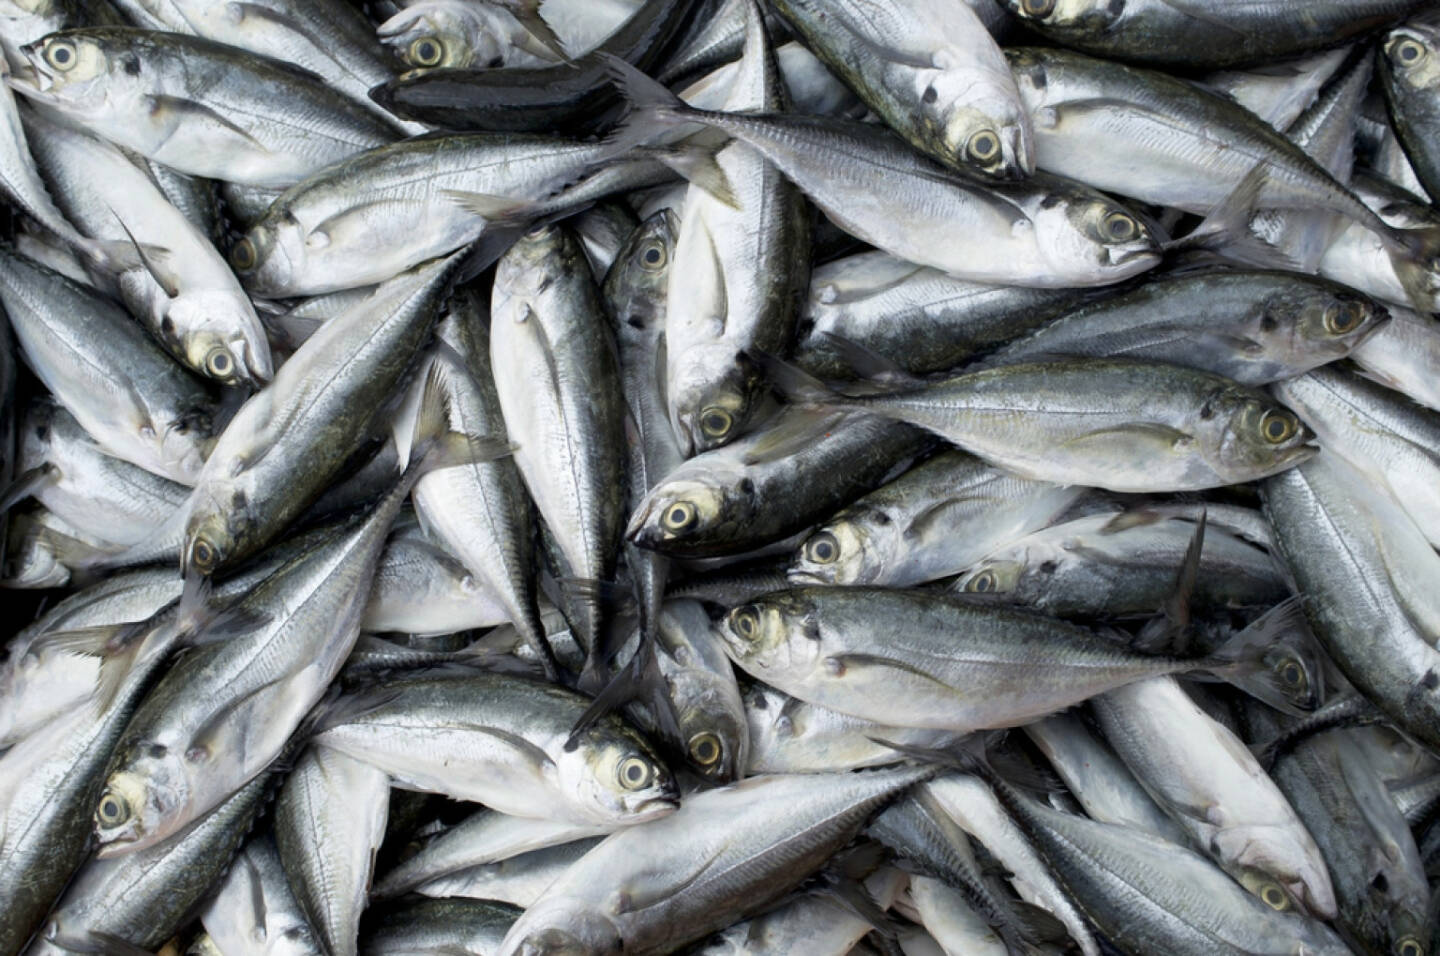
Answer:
[3,0,1440,952]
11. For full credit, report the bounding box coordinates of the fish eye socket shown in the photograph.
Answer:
[408,35,446,67]
[1258,883,1290,911]
[96,790,130,826]
[639,239,667,271]
[660,501,697,532]
[967,130,1000,162]
[205,348,234,379]
[190,537,217,571]
[688,732,722,767]
[1020,0,1055,16]
[45,39,77,71]
[1276,658,1306,690]
[805,531,840,565]
[699,406,733,439]
[731,606,760,639]
[1103,211,1139,242]
[229,238,257,272]
[966,570,997,593]
[617,756,653,790]
[1325,300,1364,334]
[1392,37,1427,66]
[1396,937,1424,956]
[922,85,938,105]
[1259,410,1298,444]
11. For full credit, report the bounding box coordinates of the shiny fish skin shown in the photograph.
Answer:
[1381,10,1440,204]
[199,835,321,956]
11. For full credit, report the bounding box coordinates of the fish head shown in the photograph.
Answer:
[15,31,133,116]
[998,0,1122,42]
[1383,21,1440,94]
[675,682,749,783]
[166,292,274,387]
[953,558,1025,597]
[1037,190,1161,284]
[670,357,760,456]
[1248,286,1390,371]
[501,898,623,956]
[563,723,678,824]
[921,71,1033,180]
[1232,859,1336,924]
[626,477,742,553]
[719,591,822,677]
[18,398,59,466]
[94,761,187,857]
[182,489,256,577]
[612,209,677,301]
[1210,391,1316,483]
[228,222,294,298]
[788,515,878,586]
[377,0,510,71]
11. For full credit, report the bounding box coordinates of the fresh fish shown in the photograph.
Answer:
[607,56,1164,289]
[378,0,563,71]
[312,674,678,826]
[496,766,934,955]
[771,0,1031,178]
[789,449,1082,588]
[664,2,809,455]
[1264,452,1440,753]
[768,356,1316,493]
[719,586,1311,731]
[628,406,929,559]
[11,28,397,187]
[274,745,390,956]
[363,518,510,637]
[1206,47,1351,131]
[0,245,213,485]
[1351,302,1440,411]
[981,270,1389,386]
[23,106,273,385]
[490,223,627,682]
[998,0,1425,69]
[360,899,521,956]
[951,508,1285,619]
[791,250,1093,379]
[1275,365,1440,547]
[1380,10,1440,204]
[412,838,602,907]
[198,835,322,956]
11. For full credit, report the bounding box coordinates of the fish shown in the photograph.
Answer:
[1380,10,1440,204]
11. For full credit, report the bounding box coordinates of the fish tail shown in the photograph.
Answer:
[600,53,699,157]
[1386,223,1440,313]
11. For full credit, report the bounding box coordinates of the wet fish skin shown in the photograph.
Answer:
[772,0,1032,178]
[412,838,602,907]
[789,448,1082,588]
[311,674,678,827]
[981,270,1389,386]
[1380,10,1440,204]
[1350,302,1440,412]
[629,407,931,559]
[490,223,628,681]
[787,357,1316,493]
[1264,452,1440,753]
[0,245,214,485]
[951,508,1286,619]
[496,765,935,956]
[363,518,511,637]
[274,746,390,956]
[997,0,1425,70]
[360,898,521,956]
[198,835,321,956]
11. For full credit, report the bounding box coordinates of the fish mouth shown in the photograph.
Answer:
[631,796,680,820]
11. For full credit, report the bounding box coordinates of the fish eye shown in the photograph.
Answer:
[205,348,234,379]
[731,606,760,640]
[190,537,218,572]
[96,789,130,826]
[805,531,840,565]
[45,39,78,71]
[408,35,446,67]
[639,239,667,271]
[967,130,1000,162]
[1258,882,1291,911]
[966,570,997,593]
[1103,211,1139,242]
[617,756,653,790]
[1020,0,1055,16]
[1275,657,1307,691]
[1391,37,1427,66]
[1396,936,1425,956]
[229,238,257,272]
[1259,409,1298,444]
[1325,300,1364,334]
[699,406,733,439]
[660,501,697,532]
[688,732,722,767]
[922,85,938,105]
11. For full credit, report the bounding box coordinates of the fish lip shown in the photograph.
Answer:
[624,500,655,543]
[631,796,680,819]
